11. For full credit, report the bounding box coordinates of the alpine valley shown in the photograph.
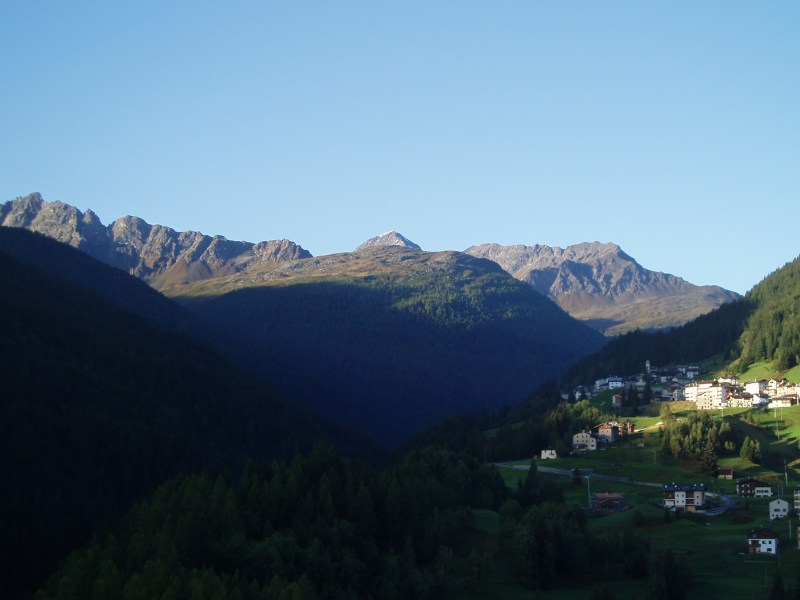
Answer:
[6,192,797,600]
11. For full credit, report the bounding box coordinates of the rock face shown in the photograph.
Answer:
[0,193,311,288]
[464,242,739,335]
[355,230,421,251]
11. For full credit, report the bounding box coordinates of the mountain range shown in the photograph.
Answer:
[1,194,738,336]
[464,242,739,335]
[0,193,607,444]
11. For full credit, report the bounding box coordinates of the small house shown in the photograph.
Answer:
[737,478,773,497]
[746,528,779,555]
[794,485,800,511]
[591,491,626,512]
[540,449,558,460]
[717,467,734,480]
[770,499,789,520]
[572,431,597,452]
[596,422,619,443]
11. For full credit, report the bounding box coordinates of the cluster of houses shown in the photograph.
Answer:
[578,478,799,554]
[568,421,636,453]
[658,478,800,555]
[573,360,799,411]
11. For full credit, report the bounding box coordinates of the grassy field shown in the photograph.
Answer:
[736,360,800,384]
[483,404,800,599]
[478,468,800,599]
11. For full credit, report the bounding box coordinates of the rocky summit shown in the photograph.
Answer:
[0,193,311,288]
[464,241,739,335]
[355,230,421,251]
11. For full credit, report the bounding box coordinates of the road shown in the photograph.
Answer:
[495,462,737,513]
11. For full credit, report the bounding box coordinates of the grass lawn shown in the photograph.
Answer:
[737,359,800,384]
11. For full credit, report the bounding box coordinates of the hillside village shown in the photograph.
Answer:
[571,360,800,411]
[540,360,800,565]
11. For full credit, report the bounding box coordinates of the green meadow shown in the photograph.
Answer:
[483,404,800,599]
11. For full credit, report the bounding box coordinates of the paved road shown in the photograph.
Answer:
[495,462,735,513]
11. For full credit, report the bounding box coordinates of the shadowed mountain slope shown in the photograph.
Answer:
[0,228,374,599]
[177,246,606,445]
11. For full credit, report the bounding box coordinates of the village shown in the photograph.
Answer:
[538,417,800,556]
[572,360,800,411]
[529,361,800,558]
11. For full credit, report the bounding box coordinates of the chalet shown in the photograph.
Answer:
[572,431,597,452]
[737,478,773,497]
[717,467,734,480]
[662,483,706,512]
[611,394,623,409]
[768,397,794,409]
[794,485,800,511]
[540,449,558,460]
[770,499,789,520]
[596,422,619,443]
[746,528,779,555]
[727,393,755,408]
[591,491,626,512]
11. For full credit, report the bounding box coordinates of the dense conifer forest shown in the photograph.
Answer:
[0,231,375,599]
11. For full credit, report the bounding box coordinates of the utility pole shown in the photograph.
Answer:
[586,475,592,508]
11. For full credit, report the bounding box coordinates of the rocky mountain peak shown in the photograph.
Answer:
[355,230,421,251]
[464,241,739,335]
[1,194,312,289]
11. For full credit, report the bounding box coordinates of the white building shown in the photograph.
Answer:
[608,377,624,390]
[770,499,790,520]
[793,485,800,511]
[572,431,597,452]
[745,380,767,396]
[540,449,558,460]
[662,483,706,511]
[747,528,779,555]
[727,394,755,408]
[684,381,728,409]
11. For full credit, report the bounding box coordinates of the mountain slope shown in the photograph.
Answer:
[564,253,800,386]
[0,193,311,287]
[465,242,739,335]
[736,255,800,371]
[0,228,373,599]
[177,246,606,444]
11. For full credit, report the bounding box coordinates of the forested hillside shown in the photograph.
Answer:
[0,230,373,599]
[736,255,800,371]
[184,247,605,445]
[34,438,671,599]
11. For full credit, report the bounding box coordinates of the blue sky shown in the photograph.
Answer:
[1,2,797,294]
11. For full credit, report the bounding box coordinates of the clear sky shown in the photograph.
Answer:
[1,2,797,294]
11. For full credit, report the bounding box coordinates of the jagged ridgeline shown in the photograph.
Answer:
[465,242,739,335]
[563,253,800,385]
[180,247,606,445]
[0,228,374,599]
